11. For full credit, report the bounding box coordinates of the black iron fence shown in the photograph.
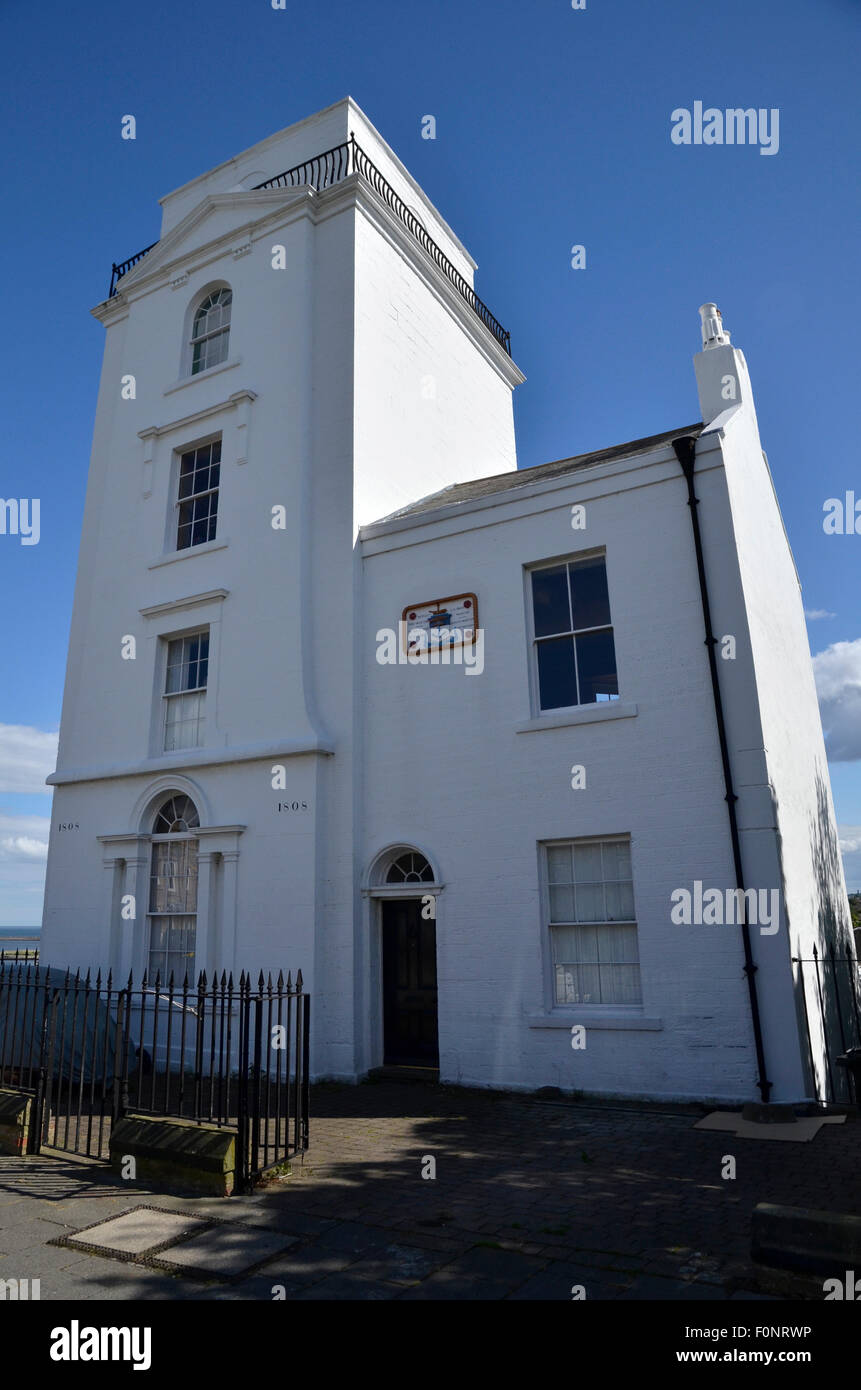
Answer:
[106,135,513,355]
[0,958,309,1190]
[794,946,861,1104]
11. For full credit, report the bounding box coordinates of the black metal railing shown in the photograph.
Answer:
[254,136,511,354]
[108,241,159,299]
[107,135,512,353]
[0,958,309,1189]
[793,946,861,1104]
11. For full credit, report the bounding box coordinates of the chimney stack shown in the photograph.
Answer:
[693,302,758,431]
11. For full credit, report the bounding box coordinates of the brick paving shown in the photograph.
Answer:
[1,1078,859,1300]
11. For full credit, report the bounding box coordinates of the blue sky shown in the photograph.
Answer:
[1,0,859,922]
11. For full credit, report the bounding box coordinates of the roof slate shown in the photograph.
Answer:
[370,421,704,527]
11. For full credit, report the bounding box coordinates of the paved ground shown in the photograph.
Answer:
[1,1079,858,1300]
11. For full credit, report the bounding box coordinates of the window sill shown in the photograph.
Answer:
[148,539,229,570]
[163,358,241,395]
[515,702,638,733]
[528,1011,663,1031]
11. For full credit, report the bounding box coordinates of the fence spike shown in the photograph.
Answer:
[286,971,292,991]
[296,969,303,991]
[276,969,284,990]
[199,970,207,991]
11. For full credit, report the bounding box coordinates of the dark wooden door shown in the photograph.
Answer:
[382,900,439,1066]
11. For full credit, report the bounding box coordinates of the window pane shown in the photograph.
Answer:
[571,924,600,962]
[549,885,575,922]
[546,845,573,883]
[554,963,601,1005]
[549,850,641,1004]
[598,923,639,963]
[149,841,198,913]
[178,455,196,498]
[575,629,618,703]
[602,964,641,1004]
[572,843,603,881]
[536,636,577,710]
[602,841,631,881]
[165,639,183,693]
[605,880,635,921]
[575,883,605,922]
[148,916,196,981]
[531,566,571,637]
[569,557,612,630]
[164,690,205,751]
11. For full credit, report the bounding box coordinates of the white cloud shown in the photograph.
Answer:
[839,828,861,855]
[839,828,861,892]
[0,811,51,925]
[804,608,836,621]
[812,639,861,762]
[0,835,47,859]
[0,724,58,794]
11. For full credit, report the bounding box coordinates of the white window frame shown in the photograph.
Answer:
[174,436,221,552]
[146,832,199,983]
[162,629,209,752]
[540,835,642,1009]
[525,550,619,717]
[189,288,232,376]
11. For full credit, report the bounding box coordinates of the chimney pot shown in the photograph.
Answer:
[699,302,731,350]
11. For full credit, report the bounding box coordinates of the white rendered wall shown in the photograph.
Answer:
[360,441,765,1102]
[352,206,519,527]
[694,345,853,1102]
[43,102,520,1083]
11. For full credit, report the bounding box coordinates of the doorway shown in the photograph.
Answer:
[381,899,439,1067]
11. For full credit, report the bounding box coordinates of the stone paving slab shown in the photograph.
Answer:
[152,1222,298,1278]
[399,1245,549,1300]
[66,1208,206,1256]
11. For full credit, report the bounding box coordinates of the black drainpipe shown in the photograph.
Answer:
[672,433,772,1104]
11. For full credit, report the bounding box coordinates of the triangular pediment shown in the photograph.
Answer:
[113,188,310,297]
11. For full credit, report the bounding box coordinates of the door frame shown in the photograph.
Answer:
[380,897,440,1067]
[363,858,444,1074]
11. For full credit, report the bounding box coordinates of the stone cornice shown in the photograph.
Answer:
[139,588,229,619]
[137,389,257,442]
[47,738,334,787]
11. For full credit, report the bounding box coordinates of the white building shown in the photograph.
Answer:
[42,98,852,1105]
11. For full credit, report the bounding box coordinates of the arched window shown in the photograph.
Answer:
[148,794,200,980]
[190,288,232,375]
[386,851,434,884]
